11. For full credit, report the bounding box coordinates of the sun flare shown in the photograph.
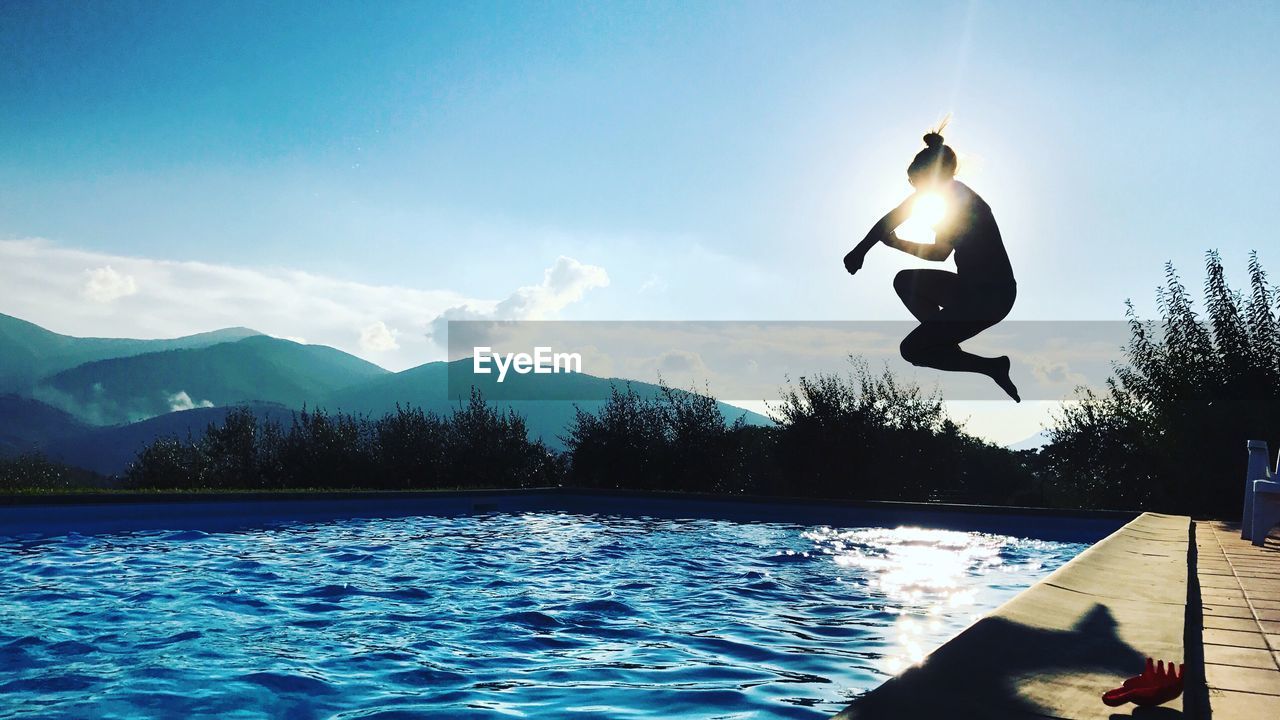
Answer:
[913,192,947,226]
[895,192,947,244]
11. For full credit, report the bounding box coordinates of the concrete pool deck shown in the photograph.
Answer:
[1195,520,1280,718]
[835,511,1192,719]
[838,514,1280,719]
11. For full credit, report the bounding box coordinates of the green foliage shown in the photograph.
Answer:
[442,388,565,488]
[765,360,1030,503]
[115,364,1034,503]
[565,364,1031,502]
[1045,251,1280,515]
[127,436,202,490]
[564,381,740,493]
[0,452,98,492]
[123,390,560,491]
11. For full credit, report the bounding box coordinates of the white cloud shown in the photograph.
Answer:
[0,239,607,372]
[428,255,610,342]
[493,255,610,319]
[359,320,400,353]
[82,265,138,303]
[168,391,214,412]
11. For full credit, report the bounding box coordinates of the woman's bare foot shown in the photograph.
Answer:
[991,355,1020,402]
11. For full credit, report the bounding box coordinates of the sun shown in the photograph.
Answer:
[894,192,948,244]
[913,192,947,227]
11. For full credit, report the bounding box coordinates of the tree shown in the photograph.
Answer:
[1045,251,1280,515]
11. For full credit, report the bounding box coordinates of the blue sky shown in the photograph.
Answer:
[2,1,1278,440]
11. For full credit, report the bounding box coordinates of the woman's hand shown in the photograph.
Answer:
[846,192,918,277]
[843,247,865,275]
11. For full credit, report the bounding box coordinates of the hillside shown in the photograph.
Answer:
[0,315,770,471]
[322,359,772,449]
[0,394,91,456]
[42,403,295,476]
[36,335,389,425]
[0,312,260,392]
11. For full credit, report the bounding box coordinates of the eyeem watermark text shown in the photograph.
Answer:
[472,346,583,382]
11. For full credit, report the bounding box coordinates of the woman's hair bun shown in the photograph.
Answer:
[922,132,945,149]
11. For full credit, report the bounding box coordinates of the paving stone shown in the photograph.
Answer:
[1203,644,1279,669]
[1202,603,1256,619]
[1208,687,1280,716]
[1200,574,1243,589]
[1200,591,1251,607]
[1205,663,1280,694]
[1203,628,1271,649]
[1237,577,1279,585]
[1234,571,1280,580]
[1203,615,1262,632]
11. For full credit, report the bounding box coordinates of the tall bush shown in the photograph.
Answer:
[1045,251,1280,514]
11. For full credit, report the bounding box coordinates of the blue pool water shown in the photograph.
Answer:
[0,512,1087,719]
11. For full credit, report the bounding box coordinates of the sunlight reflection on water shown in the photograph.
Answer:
[802,526,1064,674]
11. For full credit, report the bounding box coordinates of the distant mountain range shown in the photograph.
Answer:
[0,313,260,393]
[35,334,388,425]
[0,313,770,475]
[0,394,90,456]
[38,402,296,476]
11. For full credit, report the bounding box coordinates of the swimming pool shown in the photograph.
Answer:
[0,509,1089,719]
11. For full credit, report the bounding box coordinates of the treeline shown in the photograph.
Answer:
[0,364,1040,504]
[0,453,103,493]
[112,361,1037,504]
[566,365,1035,504]
[0,372,1041,504]
[124,389,563,490]
[1043,251,1280,517]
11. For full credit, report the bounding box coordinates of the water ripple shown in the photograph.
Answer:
[0,512,1084,718]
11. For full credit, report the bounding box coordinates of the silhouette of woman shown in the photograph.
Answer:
[843,130,1020,401]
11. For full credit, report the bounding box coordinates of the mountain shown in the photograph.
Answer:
[41,403,295,476]
[322,359,772,449]
[0,394,91,456]
[21,360,771,473]
[0,315,772,473]
[0,312,260,393]
[35,335,389,425]
[1007,429,1052,451]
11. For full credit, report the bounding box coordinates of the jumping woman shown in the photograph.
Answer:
[843,130,1021,402]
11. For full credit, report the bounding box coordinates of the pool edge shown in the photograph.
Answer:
[0,487,1133,544]
[832,511,1192,719]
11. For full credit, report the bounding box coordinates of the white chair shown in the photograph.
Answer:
[1243,440,1280,546]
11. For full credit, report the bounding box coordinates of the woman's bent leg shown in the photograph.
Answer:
[899,322,1000,375]
[896,283,1020,401]
[893,269,959,323]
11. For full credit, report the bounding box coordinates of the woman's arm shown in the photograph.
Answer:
[844,194,918,274]
[881,230,954,261]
